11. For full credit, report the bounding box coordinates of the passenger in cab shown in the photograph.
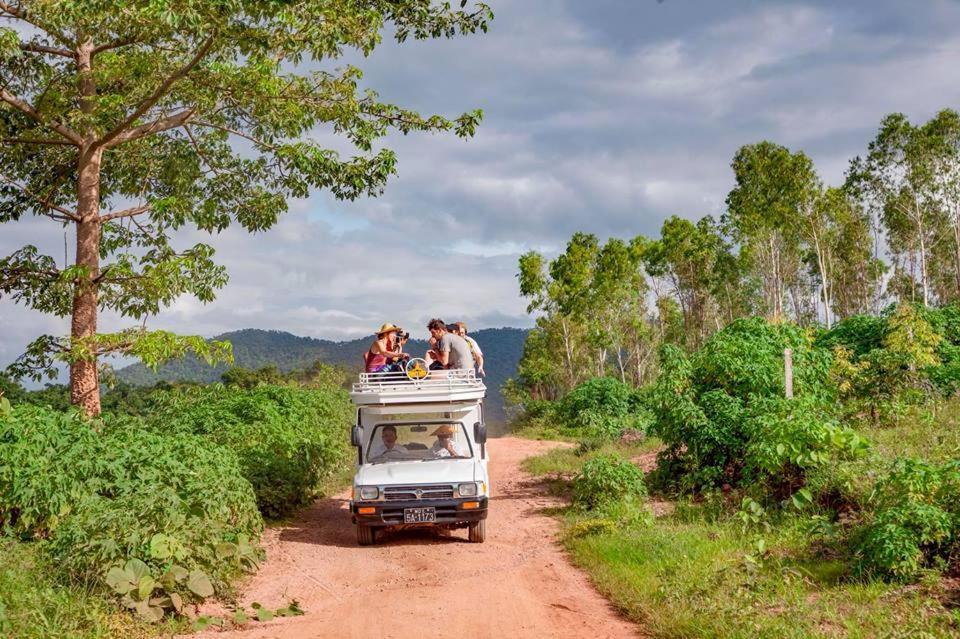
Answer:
[364,324,409,373]
[368,425,407,459]
[429,424,465,458]
[424,318,473,370]
[454,321,485,377]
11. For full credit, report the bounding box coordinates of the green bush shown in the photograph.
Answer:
[145,384,351,518]
[560,376,632,418]
[573,454,646,510]
[556,377,652,440]
[649,320,862,493]
[0,405,262,612]
[853,458,960,581]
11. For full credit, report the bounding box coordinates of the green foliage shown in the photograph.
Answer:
[0,1,492,407]
[572,454,647,511]
[145,384,351,518]
[854,459,960,580]
[0,404,262,611]
[0,539,155,639]
[649,318,861,493]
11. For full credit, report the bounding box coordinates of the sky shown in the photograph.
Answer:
[4,0,960,369]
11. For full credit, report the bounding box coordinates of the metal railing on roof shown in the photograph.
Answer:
[351,368,483,394]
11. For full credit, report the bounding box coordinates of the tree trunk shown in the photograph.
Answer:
[70,142,103,416]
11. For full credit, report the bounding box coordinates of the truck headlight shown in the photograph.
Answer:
[458,482,478,497]
[359,486,379,500]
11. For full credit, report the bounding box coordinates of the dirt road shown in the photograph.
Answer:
[198,437,640,638]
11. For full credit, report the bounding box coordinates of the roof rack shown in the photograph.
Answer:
[350,368,486,405]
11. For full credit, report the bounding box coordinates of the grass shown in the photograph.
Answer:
[0,539,171,639]
[563,507,959,638]
[521,402,960,638]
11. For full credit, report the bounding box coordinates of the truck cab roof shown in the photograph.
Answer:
[350,368,486,406]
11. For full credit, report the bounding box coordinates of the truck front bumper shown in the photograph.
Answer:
[351,497,489,527]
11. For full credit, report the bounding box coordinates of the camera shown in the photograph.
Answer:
[396,330,410,342]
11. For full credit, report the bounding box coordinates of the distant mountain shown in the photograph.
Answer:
[116,327,528,427]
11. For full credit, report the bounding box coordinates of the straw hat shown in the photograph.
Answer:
[431,424,456,437]
[376,323,400,336]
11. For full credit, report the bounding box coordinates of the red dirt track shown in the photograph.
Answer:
[195,437,640,639]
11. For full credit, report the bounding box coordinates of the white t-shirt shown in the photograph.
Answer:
[464,335,483,357]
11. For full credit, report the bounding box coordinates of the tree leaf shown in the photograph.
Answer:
[187,570,214,598]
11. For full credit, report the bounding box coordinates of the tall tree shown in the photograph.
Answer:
[0,0,491,415]
[818,187,883,319]
[849,113,948,307]
[926,108,960,303]
[725,141,816,321]
[645,215,731,347]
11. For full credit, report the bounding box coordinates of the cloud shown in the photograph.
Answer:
[4,0,960,365]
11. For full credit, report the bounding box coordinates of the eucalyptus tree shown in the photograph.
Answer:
[518,233,599,389]
[849,113,948,307]
[589,237,649,381]
[818,187,883,319]
[645,215,730,348]
[926,108,960,302]
[725,142,817,321]
[0,0,491,415]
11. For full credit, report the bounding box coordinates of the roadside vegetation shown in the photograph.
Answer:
[514,310,960,637]
[0,361,351,635]
[507,110,960,637]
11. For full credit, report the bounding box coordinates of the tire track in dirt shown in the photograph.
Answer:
[194,437,642,639]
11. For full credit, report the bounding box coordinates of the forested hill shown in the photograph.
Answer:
[116,327,528,426]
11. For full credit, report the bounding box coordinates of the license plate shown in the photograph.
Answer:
[404,507,436,523]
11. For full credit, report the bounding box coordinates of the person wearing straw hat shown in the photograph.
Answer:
[428,424,465,458]
[363,323,410,373]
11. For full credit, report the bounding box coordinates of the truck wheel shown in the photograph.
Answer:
[468,520,486,543]
[356,524,376,546]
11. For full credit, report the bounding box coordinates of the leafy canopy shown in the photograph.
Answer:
[0,0,491,380]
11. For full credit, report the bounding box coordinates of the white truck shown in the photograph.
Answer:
[348,365,489,545]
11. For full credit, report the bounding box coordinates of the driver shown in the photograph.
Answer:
[368,425,407,459]
[429,424,464,458]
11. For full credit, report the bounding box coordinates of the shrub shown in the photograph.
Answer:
[556,377,651,440]
[649,320,862,494]
[0,405,262,613]
[573,454,646,511]
[853,458,960,581]
[145,384,351,518]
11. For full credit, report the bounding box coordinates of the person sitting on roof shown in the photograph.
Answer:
[424,318,472,371]
[454,321,485,377]
[364,323,410,374]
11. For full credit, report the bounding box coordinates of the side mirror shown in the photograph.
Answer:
[473,421,487,444]
[351,425,362,447]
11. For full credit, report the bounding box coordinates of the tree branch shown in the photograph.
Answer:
[96,35,216,149]
[191,120,277,150]
[104,108,195,148]
[2,136,75,146]
[99,204,150,223]
[92,36,140,56]
[0,88,82,144]
[0,173,80,221]
[20,42,75,58]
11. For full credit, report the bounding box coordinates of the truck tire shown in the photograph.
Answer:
[468,519,486,543]
[356,524,376,546]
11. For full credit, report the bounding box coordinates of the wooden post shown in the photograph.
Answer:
[784,348,794,399]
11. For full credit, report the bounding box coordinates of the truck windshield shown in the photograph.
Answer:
[366,423,473,463]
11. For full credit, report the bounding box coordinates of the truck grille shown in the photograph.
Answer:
[383,484,455,501]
